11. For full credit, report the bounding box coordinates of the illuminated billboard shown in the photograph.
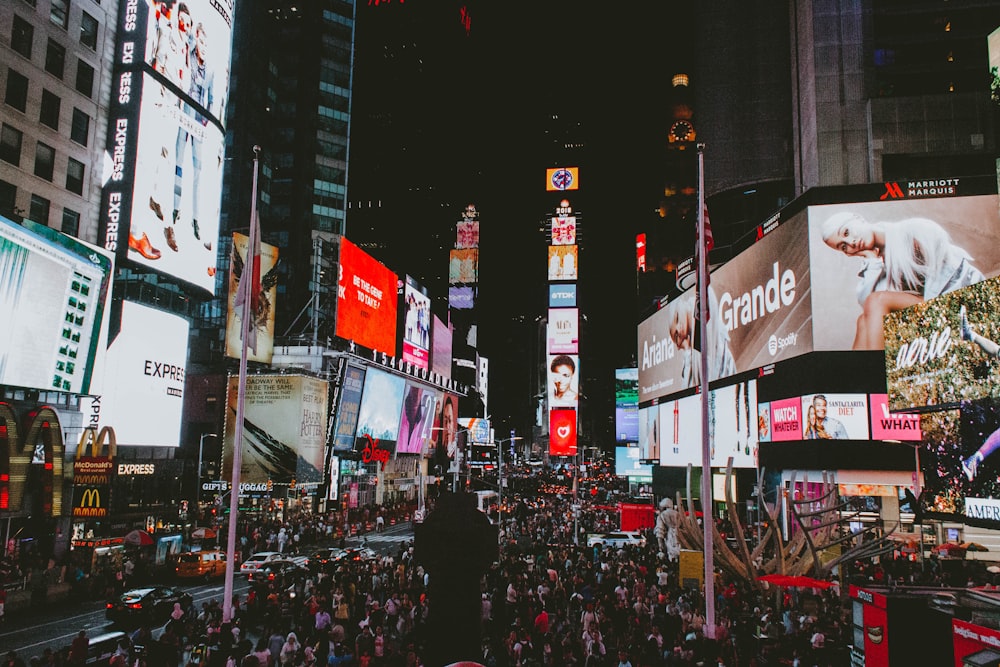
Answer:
[869,394,921,441]
[430,392,459,467]
[331,365,365,452]
[459,417,491,444]
[549,408,577,456]
[400,275,430,370]
[223,374,330,484]
[548,284,577,308]
[0,216,113,394]
[430,315,452,379]
[615,368,639,443]
[396,381,438,455]
[547,245,578,281]
[448,249,478,284]
[354,367,406,455]
[548,353,580,408]
[615,446,652,480]
[798,393,869,440]
[99,301,189,447]
[547,308,579,354]
[448,285,476,310]
[99,0,235,293]
[456,220,479,249]
[336,237,398,356]
[551,216,577,245]
[545,167,579,192]
[885,275,1000,411]
[225,232,279,363]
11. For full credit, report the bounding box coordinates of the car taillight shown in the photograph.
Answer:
[127,602,143,609]
[106,603,113,609]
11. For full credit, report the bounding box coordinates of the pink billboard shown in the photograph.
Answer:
[869,393,921,441]
[769,397,802,441]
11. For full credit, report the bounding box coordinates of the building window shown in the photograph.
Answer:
[51,0,70,29]
[75,60,95,97]
[66,157,84,195]
[45,39,67,79]
[12,15,34,58]
[5,69,29,111]
[29,194,50,226]
[70,108,89,146]
[61,207,80,236]
[0,125,23,166]
[40,90,61,130]
[80,11,98,49]
[34,142,55,181]
[0,180,16,219]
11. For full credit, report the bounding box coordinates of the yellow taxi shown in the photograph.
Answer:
[175,549,228,580]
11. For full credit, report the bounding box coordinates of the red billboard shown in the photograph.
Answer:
[336,237,398,356]
[549,408,578,456]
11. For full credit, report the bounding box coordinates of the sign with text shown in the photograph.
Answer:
[869,394,921,440]
[547,308,579,354]
[336,237,398,356]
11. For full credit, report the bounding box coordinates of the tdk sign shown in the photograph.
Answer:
[549,284,577,307]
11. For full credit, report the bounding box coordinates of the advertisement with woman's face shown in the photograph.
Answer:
[432,392,459,462]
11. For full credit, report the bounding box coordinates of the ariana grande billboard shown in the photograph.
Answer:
[99,0,235,293]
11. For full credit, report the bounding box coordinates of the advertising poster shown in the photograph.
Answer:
[448,249,479,284]
[885,275,1000,411]
[549,408,577,456]
[710,380,758,468]
[548,353,580,408]
[547,245,578,281]
[448,285,476,310]
[869,394,921,441]
[396,382,437,455]
[327,455,340,501]
[769,396,803,441]
[0,216,113,394]
[225,232,279,363]
[659,394,702,468]
[638,404,659,462]
[430,392,459,468]
[547,308,579,354]
[223,374,329,485]
[615,446,652,480]
[799,393,870,440]
[459,417,491,444]
[331,365,365,452]
[808,195,1000,352]
[952,618,1000,667]
[758,403,772,442]
[430,315,452,379]
[637,305,684,404]
[336,237,398,356]
[353,367,406,455]
[545,167,579,192]
[549,283,577,308]
[615,368,639,443]
[456,220,479,248]
[551,216,577,245]
[98,300,188,447]
[400,275,430,369]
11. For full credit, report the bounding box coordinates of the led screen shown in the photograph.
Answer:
[430,315,452,379]
[0,216,112,394]
[547,308,579,354]
[400,275,430,370]
[551,216,576,246]
[885,275,1000,411]
[225,231,279,363]
[354,367,406,455]
[396,381,438,455]
[615,446,652,480]
[615,368,639,443]
[869,393,921,441]
[548,353,580,408]
[430,392,459,469]
[914,407,965,520]
[331,365,365,452]
[448,249,479,284]
[327,455,340,501]
[459,417,491,444]
[456,220,479,249]
[548,283,577,308]
[336,237,398,356]
[799,393,869,440]
[547,245,578,281]
[549,408,577,456]
[98,301,189,447]
[223,374,330,484]
[448,285,476,310]
[99,0,235,293]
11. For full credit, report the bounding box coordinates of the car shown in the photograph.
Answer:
[332,546,378,565]
[587,531,647,549]
[175,549,228,580]
[246,558,308,584]
[301,547,344,571]
[105,586,193,628]
[239,551,283,576]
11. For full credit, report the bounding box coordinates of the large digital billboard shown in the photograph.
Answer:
[456,220,479,249]
[0,216,113,394]
[548,353,580,408]
[98,300,189,447]
[98,0,235,293]
[225,232,279,363]
[396,381,438,455]
[547,245,578,281]
[448,249,478,284]
[223,374,330,485]
[548,284,577,308]
[400,275,430,370]
[615,446,652,480]
[549,408,577,456]
[331,365,365,452]
[430,315,452,379]
[547,308,579,354]
[615,368,639,443]
[429,392,459,467]
[551,216,576,245]
[448,285,476,310]
[354,367,406,455]
[885,275,1000,411]
[799,393,870,440]
[914,406,974,522]
[336,237,398,356]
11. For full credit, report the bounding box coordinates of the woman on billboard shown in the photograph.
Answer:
[820,212,984,349]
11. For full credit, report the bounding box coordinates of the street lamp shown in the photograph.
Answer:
[196,432,217,523]
[495,433,522,527]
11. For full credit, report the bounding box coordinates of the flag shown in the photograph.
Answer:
[703,204,715,253]
[696,205,713,323]
[234,211,261,354]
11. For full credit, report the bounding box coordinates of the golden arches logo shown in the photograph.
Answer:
[73,487,107,517]
[1,403,64,514]
[76,426,117,460]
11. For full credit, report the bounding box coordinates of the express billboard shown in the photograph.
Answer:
[400,275,430,369]
[223,374,330,485]
[331,364,365,452]
[0,216,113,394]
[99,0,234,293]
[336,237,398,356]
[353,367,406,455]
[547,308,579,354]
[225,232,278,363]
[615,368,639,443]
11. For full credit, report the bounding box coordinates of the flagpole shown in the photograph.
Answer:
[223,146,260,623]
[696,142,716,638]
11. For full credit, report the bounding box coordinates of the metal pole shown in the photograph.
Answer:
[196,433,217,524]
[696,143,716,639]
[498,439,503,526]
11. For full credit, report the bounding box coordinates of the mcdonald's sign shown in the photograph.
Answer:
[0,403,65,515]
[73,486,108,518]
[73,426,117,485]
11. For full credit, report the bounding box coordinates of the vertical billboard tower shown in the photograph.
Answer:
[546,197,580,457]
[448,204,480,391]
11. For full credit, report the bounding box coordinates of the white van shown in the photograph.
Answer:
[475,490,498,514]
